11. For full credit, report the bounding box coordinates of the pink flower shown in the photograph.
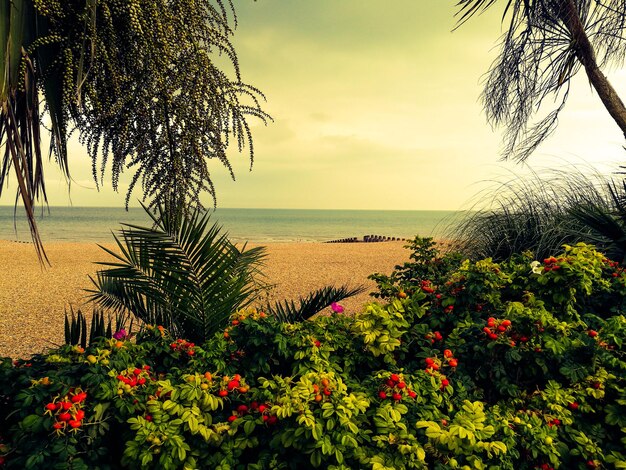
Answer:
[113,329,127,340]
[331,302,344,313]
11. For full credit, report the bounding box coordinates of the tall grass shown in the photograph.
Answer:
[448,167,624,262]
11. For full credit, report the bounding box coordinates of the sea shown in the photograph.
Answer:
[0,206,462,243]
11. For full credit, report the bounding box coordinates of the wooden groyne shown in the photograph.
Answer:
[324,235,406,243]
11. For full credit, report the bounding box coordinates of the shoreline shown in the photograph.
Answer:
[0,240,411,358]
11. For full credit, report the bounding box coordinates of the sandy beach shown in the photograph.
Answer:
[0,240,410,358]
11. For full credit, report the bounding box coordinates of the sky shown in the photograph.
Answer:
[6,0,626,210]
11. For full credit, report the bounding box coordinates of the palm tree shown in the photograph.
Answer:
[1,0,269,260]
[88,204,268,343]
[457,0,626,161]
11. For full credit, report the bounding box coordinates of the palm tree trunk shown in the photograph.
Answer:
[560,0,626,138]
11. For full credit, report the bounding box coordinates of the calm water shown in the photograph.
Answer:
[0,206,461,243]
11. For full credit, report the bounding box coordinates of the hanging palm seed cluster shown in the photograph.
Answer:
[37,0,269,207]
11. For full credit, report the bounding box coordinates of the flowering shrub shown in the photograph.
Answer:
[1,239,626,468]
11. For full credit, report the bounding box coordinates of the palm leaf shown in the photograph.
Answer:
[266,285,365,324]
[0,0,49,263]
[87,204,266,343]
[0,0,10,102]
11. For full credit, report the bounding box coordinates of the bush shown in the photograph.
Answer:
[449,168,626,262]
[1,239,626,469]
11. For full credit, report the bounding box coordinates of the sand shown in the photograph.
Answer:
[0,240,410,359]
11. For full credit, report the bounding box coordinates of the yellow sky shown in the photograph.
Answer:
[6,0,626,210]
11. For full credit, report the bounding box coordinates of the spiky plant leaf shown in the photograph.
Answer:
[266,285,365,324]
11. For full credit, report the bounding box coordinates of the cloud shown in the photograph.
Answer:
[5,1,624,212]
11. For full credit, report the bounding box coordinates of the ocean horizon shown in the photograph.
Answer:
[0,206,463,243]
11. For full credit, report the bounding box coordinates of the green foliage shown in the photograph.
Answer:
[450,170,614,262]
[4,0,269,208]
[88,204,266,344]
[266,285,365,323]
[568,180,626,264]
[64,308,127,349]
[369,236,462,299]
[1,0,269,260]
[2,238,626,469]
[64,307,87,349]
[351,301,409,363]
[450,169,626,265]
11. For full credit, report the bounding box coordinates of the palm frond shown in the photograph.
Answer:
[0,0,50,263]
[0,1,10,102]
[266,285,365,324]
[87,204,266,343]
[457,0,626,161]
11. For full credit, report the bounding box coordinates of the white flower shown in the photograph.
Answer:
[530,260,542,275]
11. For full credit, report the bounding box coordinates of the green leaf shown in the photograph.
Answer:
[243,419,255,436]
[87,204,267,342]
[21,414,41,431]
[266,285,365,323]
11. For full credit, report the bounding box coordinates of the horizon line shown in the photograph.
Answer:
[0,205,463,212]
